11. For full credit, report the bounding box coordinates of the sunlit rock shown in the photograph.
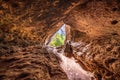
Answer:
[0,0,120,80]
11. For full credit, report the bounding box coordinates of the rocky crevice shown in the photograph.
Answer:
[0,0,120,80]
[64,34,120,80]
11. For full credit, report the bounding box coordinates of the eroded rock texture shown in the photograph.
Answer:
[0,0,85,45]
[65,0,120,79]
[0,45,67,80]
[0,0,120,80]
[65,0,120,38]
[70,35,120,80]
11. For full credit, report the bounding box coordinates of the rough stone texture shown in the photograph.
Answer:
[0,0,120,80]
[0,1,83,80]
[71,35,120,80]
[0,0,85,44]
[64,0,120,79]
[65,0,120,38]
[64,41,73,58]
[0,45,68,80]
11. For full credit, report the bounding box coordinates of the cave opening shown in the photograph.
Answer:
[0,0,120,80]
[48,24,66,47]
[45,24,94,80]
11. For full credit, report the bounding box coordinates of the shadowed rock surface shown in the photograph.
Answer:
[0,0,120,80]
[70,35,120,80]
[0,45,68,80]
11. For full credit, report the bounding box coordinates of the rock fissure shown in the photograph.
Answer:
[0,0,120,80]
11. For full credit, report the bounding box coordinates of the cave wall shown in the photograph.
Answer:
[65,0,120,38]
[0,0,86,57]
[0,0,86,46]
[0,0,120,80]
[64,0,120,79]
[0,45,68,80]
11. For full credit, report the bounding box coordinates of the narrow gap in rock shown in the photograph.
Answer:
[46,24,94,80]
[48,24,66,47]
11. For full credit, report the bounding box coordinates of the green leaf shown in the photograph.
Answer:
[49,33,65,47]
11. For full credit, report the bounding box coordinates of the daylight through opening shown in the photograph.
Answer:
[48,24,66,47]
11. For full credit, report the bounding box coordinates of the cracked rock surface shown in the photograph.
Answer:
[0,0,120,80]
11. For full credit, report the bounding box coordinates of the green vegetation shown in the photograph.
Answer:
[49,33,65,47]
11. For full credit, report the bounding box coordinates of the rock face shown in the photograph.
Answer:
[64,41,73,58]
[64,0,120,79]
[65,0,120,38]
[70,36,120,80]
[0,0,85,45]
[0,45,68,80]
[0,0,120,80]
